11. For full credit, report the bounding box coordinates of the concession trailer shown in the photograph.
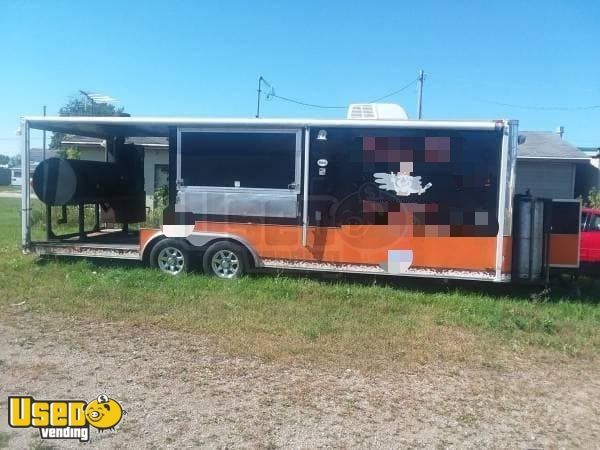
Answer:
[20,104,581,282]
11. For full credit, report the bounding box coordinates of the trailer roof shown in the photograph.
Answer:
[23,116,508,138]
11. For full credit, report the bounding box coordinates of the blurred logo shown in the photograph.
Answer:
[374,172,432,196]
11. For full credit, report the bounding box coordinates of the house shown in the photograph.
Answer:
[577,146,600,196]
[9,147,55,185]
[516,131,590,199]
[61,135,169,207]
[30,147,58,163]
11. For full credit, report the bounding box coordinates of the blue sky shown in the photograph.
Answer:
[1,0,598,155]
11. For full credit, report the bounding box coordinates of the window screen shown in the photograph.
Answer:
[180,131,297,189]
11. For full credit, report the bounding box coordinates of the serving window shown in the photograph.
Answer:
[178,129,301,192]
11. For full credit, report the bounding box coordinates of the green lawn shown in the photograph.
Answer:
[0,197,599,368]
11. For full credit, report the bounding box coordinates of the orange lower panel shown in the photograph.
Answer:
[193,221,500,271]
[140,228,160,251]
[549,234,579,267]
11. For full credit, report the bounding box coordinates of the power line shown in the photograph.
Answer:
[477,99,600,111]
[430,75,600,112]
[264,77,419,110]
[369,78,418,103]
[268,93,346,109]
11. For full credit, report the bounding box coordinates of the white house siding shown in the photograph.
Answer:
[79,147,107,162]
[143,148,169,207]
[515,160,575,199]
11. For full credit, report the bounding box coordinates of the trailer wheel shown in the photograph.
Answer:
[202,241,248,279]
[150,239,190,275]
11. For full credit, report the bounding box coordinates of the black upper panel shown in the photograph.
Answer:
[180,131,297,189]
[307,127,503,236]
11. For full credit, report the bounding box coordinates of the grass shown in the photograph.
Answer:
[0,185,19,193]
[1,197,599,368]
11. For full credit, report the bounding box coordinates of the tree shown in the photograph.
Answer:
[9,154,21,168]
[585,187,600,209]
[56,146,81,160]
[0,154,9,165]
[49,93,126,150]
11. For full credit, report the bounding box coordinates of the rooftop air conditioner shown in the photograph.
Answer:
[346,103,408,120]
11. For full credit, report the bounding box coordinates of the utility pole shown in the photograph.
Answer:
[42,105,52,239]
[255,76,272,118]
[42,105,46,160]
[417,69,425,119]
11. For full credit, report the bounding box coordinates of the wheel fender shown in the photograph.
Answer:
[185,232,263,267]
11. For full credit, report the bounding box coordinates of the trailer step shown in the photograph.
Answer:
[30,242,141,260]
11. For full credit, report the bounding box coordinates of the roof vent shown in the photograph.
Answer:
[347,103,408,120]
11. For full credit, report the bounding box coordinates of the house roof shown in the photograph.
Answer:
[579,147,600,158]
[61,135,168,147]
[518,131,589,162]
[29,147,58,163]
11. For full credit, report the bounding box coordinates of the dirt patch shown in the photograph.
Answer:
[1,306,599,448]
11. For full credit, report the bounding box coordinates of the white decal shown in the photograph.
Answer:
[373,172,432,196]
[163,225,195,237]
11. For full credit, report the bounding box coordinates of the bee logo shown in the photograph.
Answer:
[8,393,124,442]
[84,394,123,430]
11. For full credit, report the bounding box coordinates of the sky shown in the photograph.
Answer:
[0,0,599,155]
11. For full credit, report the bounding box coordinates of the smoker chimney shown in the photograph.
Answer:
[555,126,565,139]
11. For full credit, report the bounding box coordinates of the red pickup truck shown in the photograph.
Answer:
[581,207,600,268]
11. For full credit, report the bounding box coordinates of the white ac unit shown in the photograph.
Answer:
[346,103,408,120]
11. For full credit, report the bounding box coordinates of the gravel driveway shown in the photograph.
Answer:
[1,306,599,449]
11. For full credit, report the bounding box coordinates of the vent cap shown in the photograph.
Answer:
[346,103,408,120]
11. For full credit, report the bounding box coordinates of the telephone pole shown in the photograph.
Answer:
[255,76,272,118]
[417,69,425,119]
[42,105,47,160]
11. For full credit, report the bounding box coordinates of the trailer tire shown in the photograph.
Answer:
[202,241,249,279]
[150,239,190,275]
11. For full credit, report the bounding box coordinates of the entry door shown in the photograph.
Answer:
[176,128,302,219]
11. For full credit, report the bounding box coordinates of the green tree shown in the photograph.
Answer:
[9,154,21,168]
[585,187,600,209]
[0,154,9,165]
[56,146,81,160]
[49,93,126,150]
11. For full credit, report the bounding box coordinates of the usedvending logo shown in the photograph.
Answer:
[8,394,124,442]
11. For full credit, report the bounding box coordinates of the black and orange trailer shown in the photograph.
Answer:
[21,107,580,282]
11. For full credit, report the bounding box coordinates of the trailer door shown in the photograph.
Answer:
[176,128,302,220]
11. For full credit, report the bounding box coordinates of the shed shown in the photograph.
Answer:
[516,131,589,199]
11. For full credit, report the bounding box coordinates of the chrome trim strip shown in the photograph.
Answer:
[302,127,310,247]
[495,120,517,281]
[176,127,182,186]
[25,116,504,132]
[174,190,298,218]
[21,119,30,251]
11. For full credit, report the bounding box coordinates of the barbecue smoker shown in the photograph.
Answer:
[20,106,581,282]
[31,139,145,239]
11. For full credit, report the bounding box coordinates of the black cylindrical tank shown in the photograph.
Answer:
[32,158,132,206]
